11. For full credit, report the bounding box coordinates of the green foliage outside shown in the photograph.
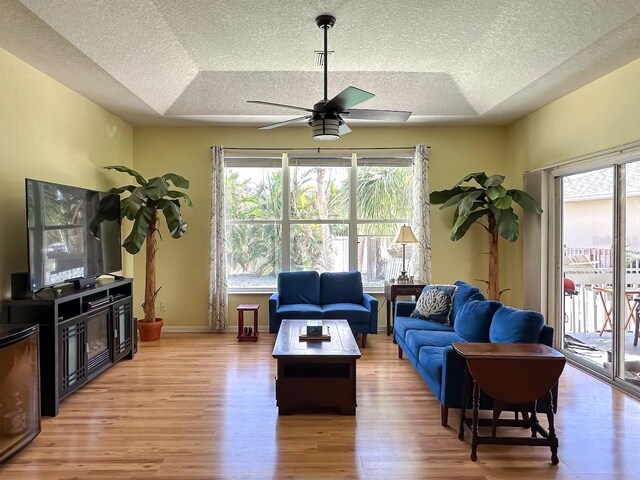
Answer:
[225,165,412,285]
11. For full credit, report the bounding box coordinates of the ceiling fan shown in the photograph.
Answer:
[248,14,411,141]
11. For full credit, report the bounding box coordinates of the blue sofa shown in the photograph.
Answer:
[269,271,378,347]
[394,280,556,426]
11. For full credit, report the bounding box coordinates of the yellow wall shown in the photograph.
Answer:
[505,58,640,306]
[132,125,507,328]
[0,48,133,297]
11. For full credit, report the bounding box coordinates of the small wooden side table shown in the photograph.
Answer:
[237,304,259,342]
[453,342,566,464]
[384,279,426,336]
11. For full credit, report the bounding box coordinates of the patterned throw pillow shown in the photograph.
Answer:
[410,284,458,325]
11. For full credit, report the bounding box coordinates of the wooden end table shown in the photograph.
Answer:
[384,279,426,336]
[237,304,259,342]
[272,320,361,415]
[453,342,566,464]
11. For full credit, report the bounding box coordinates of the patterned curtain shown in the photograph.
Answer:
[208,145,228,331]
[410,144,432,283]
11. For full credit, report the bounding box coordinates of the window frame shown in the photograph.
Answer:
[225,152,413,293]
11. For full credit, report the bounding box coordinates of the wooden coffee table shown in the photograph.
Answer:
[272,319,361,415]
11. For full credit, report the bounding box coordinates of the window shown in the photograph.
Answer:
[225,153,413,290]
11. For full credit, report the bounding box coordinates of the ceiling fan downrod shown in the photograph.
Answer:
[316,15,336,102]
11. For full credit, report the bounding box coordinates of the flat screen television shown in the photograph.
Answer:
[25,179,122,289]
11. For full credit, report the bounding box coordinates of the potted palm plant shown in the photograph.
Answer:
[430,172,541,300]
[92,166,192,341]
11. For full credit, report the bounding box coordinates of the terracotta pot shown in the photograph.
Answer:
[137,318,163,342]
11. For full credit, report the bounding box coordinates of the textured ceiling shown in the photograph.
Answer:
[2,0,640,126]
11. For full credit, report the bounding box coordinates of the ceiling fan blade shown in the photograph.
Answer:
[248,100,314,113]
[339,123,352,135]
[324,86,375,112]
[258,116,311,130]
[343,108,411,122]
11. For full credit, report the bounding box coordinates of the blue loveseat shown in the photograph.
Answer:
[394,280,556,426]
[269,271,378,347]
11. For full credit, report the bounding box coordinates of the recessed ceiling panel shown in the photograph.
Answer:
[165,71,476,116]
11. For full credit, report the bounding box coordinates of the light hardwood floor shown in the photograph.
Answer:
[1,333,639,479]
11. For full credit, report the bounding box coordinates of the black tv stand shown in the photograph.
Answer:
[2,277,134,416]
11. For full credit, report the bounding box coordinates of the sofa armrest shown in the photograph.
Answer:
[439,345,467,408]
[395,301,416,318]
[362,293,379,333]
[269,293,280,333]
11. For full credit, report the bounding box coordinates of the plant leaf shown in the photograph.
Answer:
[108,185,136,195]
[509,189,543,214]
[157,199,187,238]
[438,189,481,209]
[122,186,146,220]
[454,172,488,187]
[493,207,519,241]
[122,206,154,254]
[430,187,470,204]
[451,209,489,241]
[105,165,147,186]
[493,193,513,210]
[487,185,506,201]
[162,173,190,189]
[457,190,483,217]
[145,177,170,201]
[89,195,120,238]
[484,175,505,188]
[166,190,193,207]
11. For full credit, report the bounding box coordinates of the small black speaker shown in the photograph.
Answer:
[72,277,96,290]
[11,272,31,300]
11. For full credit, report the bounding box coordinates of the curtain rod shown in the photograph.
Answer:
[210,145,427,151]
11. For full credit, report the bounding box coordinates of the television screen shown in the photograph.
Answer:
[26,179,122,289]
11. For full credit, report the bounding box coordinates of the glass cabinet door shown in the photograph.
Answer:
[113,301,132,361]
[59,318,86,397]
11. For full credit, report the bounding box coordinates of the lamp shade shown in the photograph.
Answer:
[394,225,418,244]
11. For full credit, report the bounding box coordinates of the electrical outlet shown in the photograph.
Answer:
[160,302,167,311]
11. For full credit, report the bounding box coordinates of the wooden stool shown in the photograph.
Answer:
[237,304,259,342]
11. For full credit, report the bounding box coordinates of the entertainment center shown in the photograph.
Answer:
[2,277,134,416]
[0,177,134,416]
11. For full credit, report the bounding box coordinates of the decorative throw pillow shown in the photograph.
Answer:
[410,284,458,324]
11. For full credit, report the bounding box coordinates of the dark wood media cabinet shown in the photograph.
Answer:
[2,278,135,416]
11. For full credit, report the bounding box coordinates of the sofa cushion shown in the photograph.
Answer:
[394,316,455,341]
[411,284,457,324]
[405,330,465,352]
[454,299,502,342]
[322,303,370,324]
[277,303,323,319]
[489,306,544,343]
[417,346,445,399]
[452,281,486,319]
[320,272,363,305]
[279,271,320,305]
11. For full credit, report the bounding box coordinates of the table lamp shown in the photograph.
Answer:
[394,225,418,282]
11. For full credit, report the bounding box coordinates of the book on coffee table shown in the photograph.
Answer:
[299,324,331,341]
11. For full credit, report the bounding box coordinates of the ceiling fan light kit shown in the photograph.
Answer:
[248,14,411,141]
[312,115,340,141]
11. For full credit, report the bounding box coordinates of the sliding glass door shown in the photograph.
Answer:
[556,158,640,393]
[623,162,640,389]
[561,167,614,372]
